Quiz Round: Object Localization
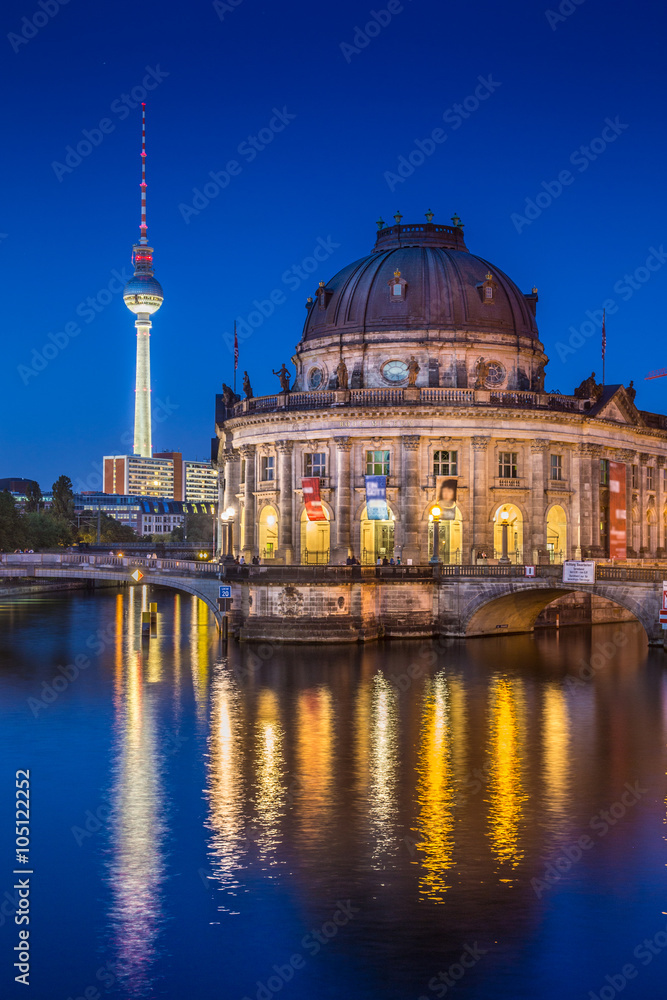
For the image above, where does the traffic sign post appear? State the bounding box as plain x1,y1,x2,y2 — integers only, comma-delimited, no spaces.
219,585,232,599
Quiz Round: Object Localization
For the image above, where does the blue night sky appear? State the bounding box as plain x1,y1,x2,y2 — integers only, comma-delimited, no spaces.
1,0,665,490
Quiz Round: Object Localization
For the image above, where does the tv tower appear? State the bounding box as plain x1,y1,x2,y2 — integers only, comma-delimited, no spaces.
123,103,163,458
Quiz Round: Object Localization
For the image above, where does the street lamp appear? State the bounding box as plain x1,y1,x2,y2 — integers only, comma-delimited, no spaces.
499,508,510,564
430,505,442,563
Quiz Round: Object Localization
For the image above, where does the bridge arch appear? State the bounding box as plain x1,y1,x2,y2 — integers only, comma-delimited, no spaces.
461,581,654,640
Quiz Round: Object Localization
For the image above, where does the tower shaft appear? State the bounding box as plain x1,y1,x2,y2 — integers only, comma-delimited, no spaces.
133,316,152,457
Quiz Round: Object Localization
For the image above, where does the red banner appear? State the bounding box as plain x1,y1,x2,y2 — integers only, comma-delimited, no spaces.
302,478,327,521
609,461,627,560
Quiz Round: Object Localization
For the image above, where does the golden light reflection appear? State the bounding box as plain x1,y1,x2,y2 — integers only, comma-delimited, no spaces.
253,689,287,862
189,597,211,719
542,685,571,840
368,674,399,861
108,646,165,995
414,672,456,902
486,677,528,868
295,687,334,847
206,667,247,906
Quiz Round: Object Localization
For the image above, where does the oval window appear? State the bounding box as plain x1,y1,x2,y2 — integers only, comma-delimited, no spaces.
308,367,323,389
382,360,409,383
486,362,505,387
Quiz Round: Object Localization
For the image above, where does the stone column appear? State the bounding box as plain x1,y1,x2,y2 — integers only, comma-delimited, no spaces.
589,445,602,555
332,436,352,563
240,444,256,559
276,440,294,564
577,445,593,556
657,457,665,555
639,453,649,554
569,445,582,559
401,435,421,563
529,441,549,564
221,448,241,556
471,437,490,561
621,450,637,556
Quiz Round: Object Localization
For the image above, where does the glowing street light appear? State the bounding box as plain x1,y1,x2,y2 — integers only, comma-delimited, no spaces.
430,505,442,564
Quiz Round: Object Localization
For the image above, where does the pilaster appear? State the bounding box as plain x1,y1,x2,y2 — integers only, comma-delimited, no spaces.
400,435,421,563
240,444,256,558
276,440,294,564
332,436,352,562
471,436,490,559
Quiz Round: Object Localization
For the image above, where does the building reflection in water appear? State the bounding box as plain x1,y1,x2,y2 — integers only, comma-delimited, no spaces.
206,665,247,909
295,686,335,852
189,597,211,721
541,684,572,843
107,591,166,997
486,676,528,869
368,673,400,863
252,689,288,864
414,672,456,902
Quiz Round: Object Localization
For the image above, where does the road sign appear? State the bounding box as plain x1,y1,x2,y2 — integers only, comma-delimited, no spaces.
661,581,667,612
659,611,667,624
219,585,232,599
525,565,536,577
131,570,144,582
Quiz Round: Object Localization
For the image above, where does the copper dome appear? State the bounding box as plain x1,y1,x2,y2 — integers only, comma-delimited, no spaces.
301,222,538,342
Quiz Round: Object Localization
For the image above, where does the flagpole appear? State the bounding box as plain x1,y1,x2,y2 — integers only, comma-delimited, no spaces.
601,308,606,387
233,319,238,394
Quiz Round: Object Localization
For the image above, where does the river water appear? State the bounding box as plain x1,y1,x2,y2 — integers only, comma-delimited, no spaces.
1,586,666,1000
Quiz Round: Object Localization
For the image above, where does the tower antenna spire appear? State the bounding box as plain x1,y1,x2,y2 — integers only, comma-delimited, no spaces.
140,102,148,245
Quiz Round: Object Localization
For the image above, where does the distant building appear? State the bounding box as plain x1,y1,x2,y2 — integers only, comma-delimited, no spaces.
103,455,174,498
74,493,215,536
183,460,218,502
0,478,40,493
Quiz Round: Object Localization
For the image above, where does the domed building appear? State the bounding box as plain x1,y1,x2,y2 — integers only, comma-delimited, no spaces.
214,216,667,567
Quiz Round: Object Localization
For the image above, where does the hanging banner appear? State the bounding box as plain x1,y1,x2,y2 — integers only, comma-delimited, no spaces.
435,477,458,520
608,461,627,560
301,478,327,521
365,475,388,520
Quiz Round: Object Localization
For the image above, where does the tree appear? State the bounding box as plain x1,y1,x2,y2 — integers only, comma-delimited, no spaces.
77,510,137,545
24,481,42,513
23,512,72,550
184,512,215,547
0,491,25,550
51,475,75,525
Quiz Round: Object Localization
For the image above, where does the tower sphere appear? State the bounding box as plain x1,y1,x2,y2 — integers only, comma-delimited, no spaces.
123,273,164,315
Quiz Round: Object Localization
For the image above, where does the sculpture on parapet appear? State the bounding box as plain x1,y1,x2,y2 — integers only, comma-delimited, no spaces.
407,356,420,386
336,358,348,390
272,363,291,393
474,357,490,389
626,380,636,403
222,382,236,407
574,371,602,400
242,371,253,399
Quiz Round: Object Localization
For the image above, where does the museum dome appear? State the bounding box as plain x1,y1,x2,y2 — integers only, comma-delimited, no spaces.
301,219,539,343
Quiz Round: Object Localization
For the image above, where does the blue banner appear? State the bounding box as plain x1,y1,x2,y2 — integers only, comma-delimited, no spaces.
365,475,388,521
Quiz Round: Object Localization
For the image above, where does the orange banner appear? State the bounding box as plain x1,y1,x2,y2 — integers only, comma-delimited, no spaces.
302,478,327,521
609,461,627,560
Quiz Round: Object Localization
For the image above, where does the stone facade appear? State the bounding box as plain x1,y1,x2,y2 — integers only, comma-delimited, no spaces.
214,219,667,567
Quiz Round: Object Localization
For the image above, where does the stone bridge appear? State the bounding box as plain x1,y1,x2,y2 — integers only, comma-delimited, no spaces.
1,554,663,644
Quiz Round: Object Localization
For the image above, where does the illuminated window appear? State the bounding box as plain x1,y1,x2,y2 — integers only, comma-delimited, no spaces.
304,453,327,477
551,454,563,480
600,459,609,485
498,452,518,478
366,450,390,476
260,456,275,481
433,451,458,476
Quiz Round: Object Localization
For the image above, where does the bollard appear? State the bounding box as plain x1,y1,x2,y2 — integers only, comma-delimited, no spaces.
150,601,158,625
141,610,151,638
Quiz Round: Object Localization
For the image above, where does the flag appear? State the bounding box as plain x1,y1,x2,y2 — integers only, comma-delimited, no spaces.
234,320,239,370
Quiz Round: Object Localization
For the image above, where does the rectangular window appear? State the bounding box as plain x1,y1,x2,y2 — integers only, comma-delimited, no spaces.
433,450,458,476
647,466,655,490
498,452,518,479
392,283,402,297
550,454,563,481
366,450,390,476
240,459,246,484
600,459,609,486
260,456,275,481
304,452,327,477
632,464,638,489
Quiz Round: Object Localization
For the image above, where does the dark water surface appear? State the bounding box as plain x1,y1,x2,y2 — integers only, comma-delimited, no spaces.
1,587,667,1000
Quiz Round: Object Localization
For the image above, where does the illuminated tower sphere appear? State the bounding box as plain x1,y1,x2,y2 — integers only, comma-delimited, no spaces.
123,103,163,459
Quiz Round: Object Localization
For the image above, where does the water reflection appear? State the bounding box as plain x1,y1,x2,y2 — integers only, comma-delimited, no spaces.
486,676,528,869
414,672,456,902
368,673,400,862
107,593,166,997
252,689,287,863
541,684,572,842
295,686,335,850
206,665,247,908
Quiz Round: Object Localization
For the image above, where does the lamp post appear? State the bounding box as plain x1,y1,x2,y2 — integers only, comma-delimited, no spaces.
430,505,442,563
499,508,510,564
